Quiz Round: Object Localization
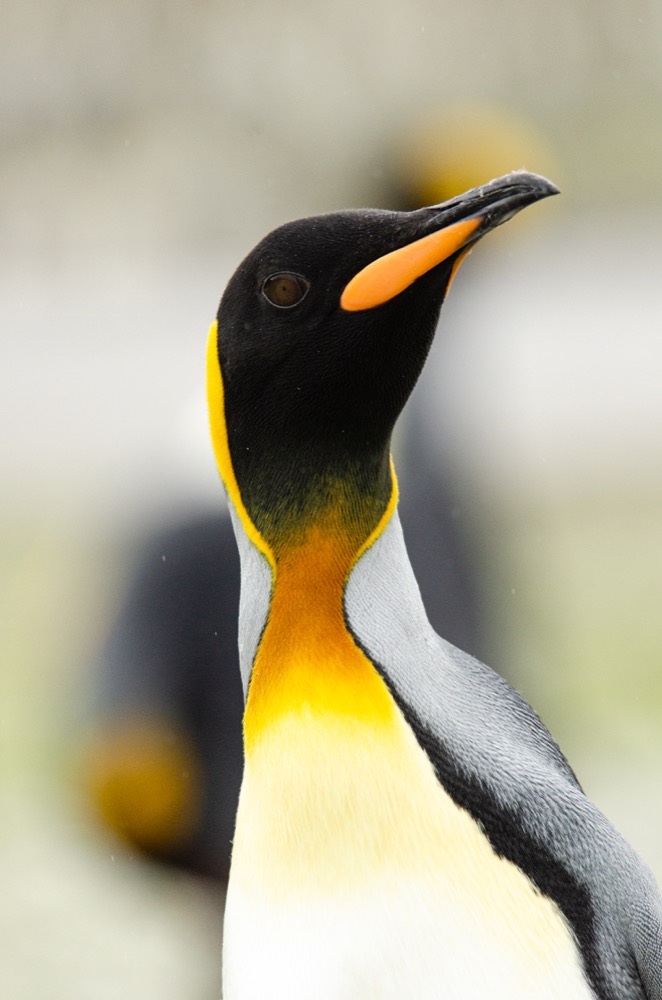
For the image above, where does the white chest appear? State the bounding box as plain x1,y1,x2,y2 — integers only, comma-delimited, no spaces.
223,872,595,1000
222,712,595,1000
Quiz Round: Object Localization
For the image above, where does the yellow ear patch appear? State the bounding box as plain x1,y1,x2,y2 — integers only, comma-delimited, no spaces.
340,216,480,312
206,321,275,570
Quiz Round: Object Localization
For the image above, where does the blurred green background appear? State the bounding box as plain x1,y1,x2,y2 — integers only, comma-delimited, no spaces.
2,1,662,997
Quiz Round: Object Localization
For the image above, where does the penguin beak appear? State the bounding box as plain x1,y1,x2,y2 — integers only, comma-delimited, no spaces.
340,171,558,312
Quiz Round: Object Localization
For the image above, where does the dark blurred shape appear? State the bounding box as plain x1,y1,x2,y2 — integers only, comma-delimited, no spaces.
86,512,244,881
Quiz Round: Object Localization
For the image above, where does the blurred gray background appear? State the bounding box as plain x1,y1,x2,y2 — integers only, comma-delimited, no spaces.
2,1,662,997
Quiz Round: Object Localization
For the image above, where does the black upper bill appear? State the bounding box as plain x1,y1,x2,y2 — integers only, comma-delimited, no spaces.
426,170,559,236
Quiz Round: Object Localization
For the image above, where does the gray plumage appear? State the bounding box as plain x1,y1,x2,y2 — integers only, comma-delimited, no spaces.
345,512,662,999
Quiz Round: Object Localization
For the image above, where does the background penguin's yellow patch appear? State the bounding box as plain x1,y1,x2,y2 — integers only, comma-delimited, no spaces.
85,719,200,851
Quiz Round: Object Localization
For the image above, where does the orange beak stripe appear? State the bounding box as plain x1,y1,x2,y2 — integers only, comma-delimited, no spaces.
340,215,481,312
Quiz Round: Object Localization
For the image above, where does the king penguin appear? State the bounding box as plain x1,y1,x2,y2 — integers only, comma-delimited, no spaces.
206,172,662,1000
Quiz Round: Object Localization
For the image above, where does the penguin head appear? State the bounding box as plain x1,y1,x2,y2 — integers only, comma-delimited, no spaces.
209,172,557,549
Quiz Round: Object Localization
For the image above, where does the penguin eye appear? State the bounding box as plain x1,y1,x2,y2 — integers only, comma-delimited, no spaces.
262,272,310,309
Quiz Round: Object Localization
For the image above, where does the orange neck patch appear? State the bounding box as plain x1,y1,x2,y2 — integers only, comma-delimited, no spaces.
243,522,398,751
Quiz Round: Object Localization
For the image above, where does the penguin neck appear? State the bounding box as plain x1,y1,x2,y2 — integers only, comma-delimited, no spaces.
241,505,402,751
233,443,395,558
208,333,408,748
228,453,402,748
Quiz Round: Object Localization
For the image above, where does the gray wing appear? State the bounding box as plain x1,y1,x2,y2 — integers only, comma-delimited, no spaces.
345,512,662,1000
632,900,662,999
